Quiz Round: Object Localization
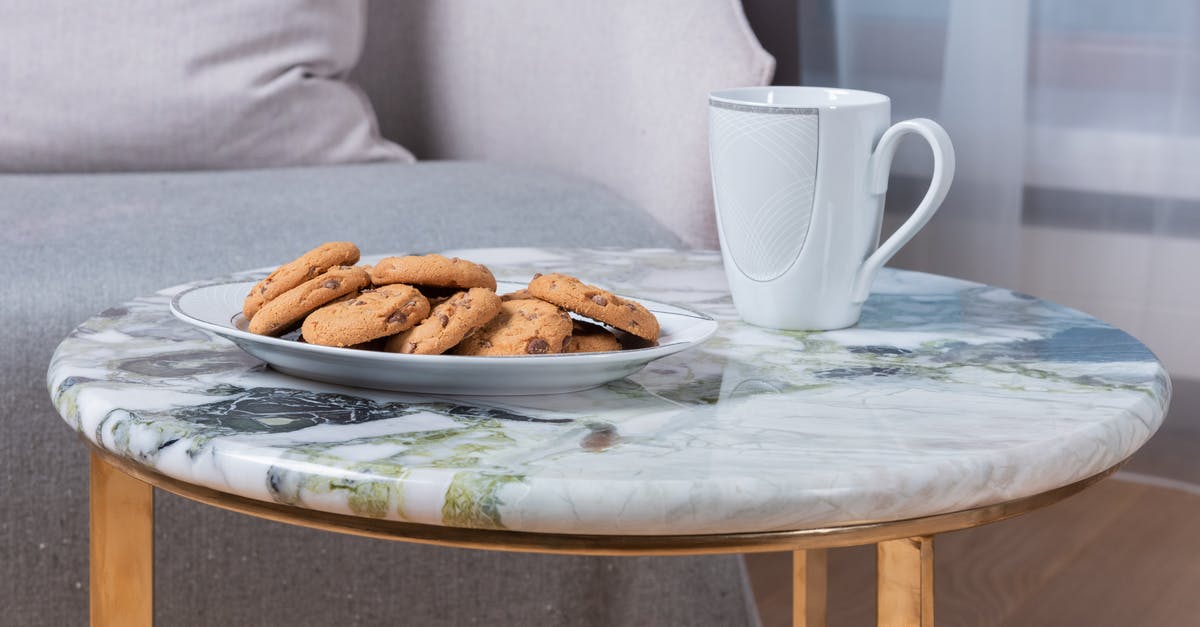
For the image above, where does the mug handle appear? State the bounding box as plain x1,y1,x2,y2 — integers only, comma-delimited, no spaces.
850,118,956,304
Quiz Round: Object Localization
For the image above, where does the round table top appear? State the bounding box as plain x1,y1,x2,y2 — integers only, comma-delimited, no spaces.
48,248,1170,536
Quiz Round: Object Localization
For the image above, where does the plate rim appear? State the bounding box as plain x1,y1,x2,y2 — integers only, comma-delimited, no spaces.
169,278,718,366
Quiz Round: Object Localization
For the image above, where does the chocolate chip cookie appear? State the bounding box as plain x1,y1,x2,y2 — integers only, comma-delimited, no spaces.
565,320,623,353
301,284,430,347
527,273,660,341
384,287,501,355
247,266,371,336
243,242,360,319
370,254,497,291
499,288,536,301
453,299,573,356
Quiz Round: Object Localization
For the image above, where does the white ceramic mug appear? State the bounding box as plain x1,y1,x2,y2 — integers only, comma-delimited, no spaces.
708,86,955,330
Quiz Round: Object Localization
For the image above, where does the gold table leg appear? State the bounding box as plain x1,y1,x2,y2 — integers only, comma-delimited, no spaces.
877,536,934,627
90,452,154,627
793,549,828,627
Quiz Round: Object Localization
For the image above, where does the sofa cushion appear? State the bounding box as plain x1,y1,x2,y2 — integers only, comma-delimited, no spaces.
354,0,776,247
1,162,756,627
0,0,409,172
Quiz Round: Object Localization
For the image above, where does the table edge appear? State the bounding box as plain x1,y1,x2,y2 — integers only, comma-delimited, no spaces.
87,439,1123,556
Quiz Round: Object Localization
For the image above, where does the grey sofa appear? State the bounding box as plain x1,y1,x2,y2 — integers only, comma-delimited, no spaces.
2,2,773,626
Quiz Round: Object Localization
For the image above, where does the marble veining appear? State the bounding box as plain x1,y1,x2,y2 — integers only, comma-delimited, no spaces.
47,248,1170,535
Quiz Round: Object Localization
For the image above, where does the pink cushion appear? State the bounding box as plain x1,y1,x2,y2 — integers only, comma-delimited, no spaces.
0,0,410,172
355,0,774,247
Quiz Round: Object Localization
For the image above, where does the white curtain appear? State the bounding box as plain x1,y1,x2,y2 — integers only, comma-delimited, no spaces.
806,0,1200,379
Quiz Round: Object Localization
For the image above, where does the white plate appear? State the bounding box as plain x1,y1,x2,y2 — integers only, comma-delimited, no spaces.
170,280,718,395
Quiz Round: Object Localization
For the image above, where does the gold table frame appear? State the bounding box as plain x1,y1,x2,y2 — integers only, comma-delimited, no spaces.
88,441,1121,627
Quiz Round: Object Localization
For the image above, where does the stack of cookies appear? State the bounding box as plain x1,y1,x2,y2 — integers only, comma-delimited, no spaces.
241,242,660,356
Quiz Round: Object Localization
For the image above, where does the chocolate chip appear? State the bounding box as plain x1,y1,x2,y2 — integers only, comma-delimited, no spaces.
407,342,418,352
526,338,550,354
387,311,407,324
625,303,637,311
438,314,449,326
307,267,321,278
533,273,542,279
590,294,608,306
480,340,493,348
322,279,341,289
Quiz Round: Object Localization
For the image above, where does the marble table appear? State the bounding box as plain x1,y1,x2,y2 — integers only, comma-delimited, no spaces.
48,248,1170,627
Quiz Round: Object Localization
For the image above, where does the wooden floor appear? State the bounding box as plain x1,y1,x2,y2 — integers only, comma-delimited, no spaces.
746,379,1200,627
